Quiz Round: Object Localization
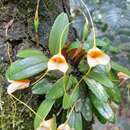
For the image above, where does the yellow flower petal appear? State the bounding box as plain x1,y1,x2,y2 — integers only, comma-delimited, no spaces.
48,54,68,73
37,118,53,130
87,47,110,67
7,80,30,94
57,123,71,130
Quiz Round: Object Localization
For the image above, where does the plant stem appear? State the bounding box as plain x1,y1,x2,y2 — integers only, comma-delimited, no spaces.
65,67,92,123
10,94,42,120
65,102,76,124
71,67,92,98
80,0,97,47
63,74,67,94
34,0,40,47
32,69,48,86
11,97,17,128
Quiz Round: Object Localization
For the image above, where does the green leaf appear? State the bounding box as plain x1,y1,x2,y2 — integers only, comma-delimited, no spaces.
49,12,69,55
34,99,55,130
81,98,92,121
106,85,121,104
84,78,109,102
78,58,89,73
109,46,120,53
67,40,80,52
94,63,111,73
46,77,64,100
88,71,114,88
68,111,82,130
91,94,115,123
17,49,44,58
6,56,48,80
111,61,130,76
46,75,77,100
96,39,109,47
94,108,107,124
75,99,83,112
63,87,79,109
70,87,80,104
83,40,92,52
63,93,72,109
83,38,110,52
32,79,52,95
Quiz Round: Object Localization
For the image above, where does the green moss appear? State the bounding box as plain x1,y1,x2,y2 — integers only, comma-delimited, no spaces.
0,62,38,130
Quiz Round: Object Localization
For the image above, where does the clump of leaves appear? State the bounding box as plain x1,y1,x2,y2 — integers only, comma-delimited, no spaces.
5,4,130,130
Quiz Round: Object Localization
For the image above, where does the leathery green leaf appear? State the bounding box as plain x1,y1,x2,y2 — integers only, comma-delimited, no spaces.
49,12,69,55
81,98,92,121
34,99,55,130
46,77,65,100
6,56,48,80
32,78,52,95
78,58,89,73
91,94,115,123
63,87,79,109
105,85,121,104
111,61,130,76
84,78,109,102
94,108,107,124
88,71,114,88
68,111,82,130
63,93,72,109
46,75,78,100
17,49,44,58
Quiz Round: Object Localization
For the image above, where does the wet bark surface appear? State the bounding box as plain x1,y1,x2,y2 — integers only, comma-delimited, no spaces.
0,0,65,130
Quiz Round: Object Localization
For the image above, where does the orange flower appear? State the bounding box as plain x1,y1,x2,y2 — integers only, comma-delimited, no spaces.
87,47,110,67
57,123,71,130
48,54,68,73
7,79,30,94
37,118,53,130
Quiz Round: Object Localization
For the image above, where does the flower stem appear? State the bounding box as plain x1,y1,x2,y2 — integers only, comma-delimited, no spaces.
63,74,67,95
80,0,97,47
10,93,42,120
32,69,48,86
65,67,92,123
65,102,76,124
34,0,40,47
34,0,40,32
71,67,92,98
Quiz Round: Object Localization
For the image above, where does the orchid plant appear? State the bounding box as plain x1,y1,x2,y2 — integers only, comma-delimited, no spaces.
5,0,130,130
